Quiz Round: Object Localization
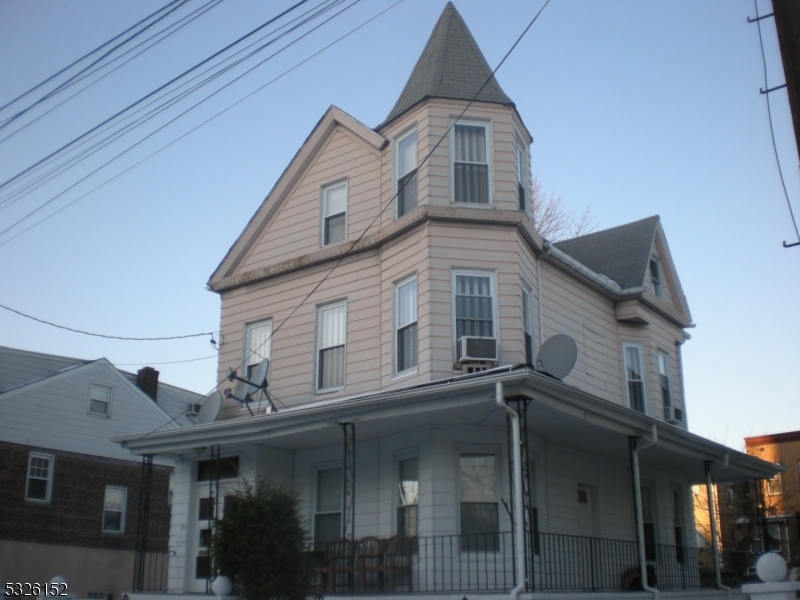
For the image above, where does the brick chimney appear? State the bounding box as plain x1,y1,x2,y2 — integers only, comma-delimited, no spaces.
136,366,159,402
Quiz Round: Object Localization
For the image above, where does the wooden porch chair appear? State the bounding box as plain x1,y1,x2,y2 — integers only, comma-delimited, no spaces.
356,536,386,593
385,534,414,592
325,538,356,593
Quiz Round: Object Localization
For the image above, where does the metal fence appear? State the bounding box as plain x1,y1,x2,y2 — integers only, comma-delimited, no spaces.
133,550,170,592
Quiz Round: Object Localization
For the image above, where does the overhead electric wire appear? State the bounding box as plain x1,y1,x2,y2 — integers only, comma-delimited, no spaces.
0,0,357,239
0,302,215,340
0,0,184,114
0,0,226,146
754,0,800,245
115,355,219,366
0,0,312,193
0,0,342,212
0,0,194,131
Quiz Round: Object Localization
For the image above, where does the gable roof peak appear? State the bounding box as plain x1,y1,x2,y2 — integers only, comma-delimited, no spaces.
381,2,514,127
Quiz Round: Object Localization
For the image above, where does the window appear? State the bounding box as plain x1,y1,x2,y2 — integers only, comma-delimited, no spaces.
396,129,418,217
460,454,498,551
245,320,271,380
322,181,347,245
671,487,685,562
641,485,656,560
522,286,534,365
650,257,663,298
658,352,672,416
26,452,53,502
317,302,346,391
315,468,342,547
397,457,419,537
197,456,240,482
88,383,112,417
768,470,783,495
515,136,526,211
623,344,647,413
453,271,495,340
452,122,490,204
103,486,126,533
395,277,418,374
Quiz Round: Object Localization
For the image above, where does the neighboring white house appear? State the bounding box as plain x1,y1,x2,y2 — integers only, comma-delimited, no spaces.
0,346,201,599
116,3,779,598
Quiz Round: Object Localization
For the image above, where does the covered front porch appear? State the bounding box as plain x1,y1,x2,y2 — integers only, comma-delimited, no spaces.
117,366,778,597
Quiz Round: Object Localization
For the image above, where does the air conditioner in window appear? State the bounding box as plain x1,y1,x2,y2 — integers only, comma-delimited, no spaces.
187,403,202,417
456,336,497,364
665,405,683,425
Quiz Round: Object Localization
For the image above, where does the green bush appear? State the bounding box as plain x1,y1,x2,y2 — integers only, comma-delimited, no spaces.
214,480,311,600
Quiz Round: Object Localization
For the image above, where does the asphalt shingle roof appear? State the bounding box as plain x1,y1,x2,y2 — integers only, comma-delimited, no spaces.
554,216,660,290
381,2,514,127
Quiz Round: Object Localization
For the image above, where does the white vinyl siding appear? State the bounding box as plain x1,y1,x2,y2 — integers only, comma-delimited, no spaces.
316,301,347,392
88,383,112,417
322,181,347,246
103,485,127,533
26,452,54,503
452,121,491,205
395,276,418,375
244,319,272,380
396,129,418,217
623,344,647,414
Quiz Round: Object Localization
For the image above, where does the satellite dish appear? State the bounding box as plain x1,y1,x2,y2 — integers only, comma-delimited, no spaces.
536,334,578,380
246,358,270,394
196,391,222,425
233,380,248,400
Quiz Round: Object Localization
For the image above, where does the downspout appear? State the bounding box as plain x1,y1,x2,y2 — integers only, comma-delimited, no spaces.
706,456,732,600
496,382,526,600
536,255,544,347
631,425,659,600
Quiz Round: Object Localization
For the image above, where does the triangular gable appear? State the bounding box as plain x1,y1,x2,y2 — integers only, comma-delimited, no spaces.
650,220,692,322
209,106,386,287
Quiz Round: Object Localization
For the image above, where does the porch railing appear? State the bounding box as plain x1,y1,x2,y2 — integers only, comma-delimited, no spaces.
132,550,170,592
309,532,755,594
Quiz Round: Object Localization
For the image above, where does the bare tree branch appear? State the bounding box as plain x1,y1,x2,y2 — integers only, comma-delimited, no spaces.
530,177,596,241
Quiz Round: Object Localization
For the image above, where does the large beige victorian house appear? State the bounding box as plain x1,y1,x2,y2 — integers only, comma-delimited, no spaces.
119,4,779,597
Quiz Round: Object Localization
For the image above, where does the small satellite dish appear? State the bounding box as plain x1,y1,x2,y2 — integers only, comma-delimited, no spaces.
196,391,222,425
233,380,248,400
536,334,578,380
246,358,270,394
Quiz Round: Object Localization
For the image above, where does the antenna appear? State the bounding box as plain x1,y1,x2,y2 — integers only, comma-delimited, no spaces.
223,359,275,416
195,391,222,425
535,334,578,380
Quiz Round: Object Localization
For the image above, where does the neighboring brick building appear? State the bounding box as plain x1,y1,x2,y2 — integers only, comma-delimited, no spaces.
0,347,201,599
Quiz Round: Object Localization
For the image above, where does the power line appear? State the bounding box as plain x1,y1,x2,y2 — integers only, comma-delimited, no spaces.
0,302,216,341
115,354,218,366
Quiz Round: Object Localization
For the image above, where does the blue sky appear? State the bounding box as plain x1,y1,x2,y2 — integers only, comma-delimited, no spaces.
0,0,797,449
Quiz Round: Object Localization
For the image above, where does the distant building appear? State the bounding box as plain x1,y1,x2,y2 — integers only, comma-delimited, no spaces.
0,346,201,599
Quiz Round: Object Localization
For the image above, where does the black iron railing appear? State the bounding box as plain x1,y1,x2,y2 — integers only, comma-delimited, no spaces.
132,550,170,592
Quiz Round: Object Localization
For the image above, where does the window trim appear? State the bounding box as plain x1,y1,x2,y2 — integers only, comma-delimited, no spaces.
395,453,419,537
515,134,527,212
320,180,348,247
450,118,493,207
768,469,783,496
315,300,347,394
622,343,647,414
87,382,113,418
451,269,498,360
102,485,127,534
393,274,419,378
313,465,343,547
394,126,418,219
457,449,501,552
657,350,672,412
26,452,54,503
244,318,272,380
522,283,534,365
649,256,663,299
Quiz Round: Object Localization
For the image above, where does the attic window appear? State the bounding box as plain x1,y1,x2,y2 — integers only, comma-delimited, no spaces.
649,257,663,298
322,181,347,246
88,383,112,417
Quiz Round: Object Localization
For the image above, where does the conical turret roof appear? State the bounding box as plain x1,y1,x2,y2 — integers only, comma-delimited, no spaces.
382,2,514,127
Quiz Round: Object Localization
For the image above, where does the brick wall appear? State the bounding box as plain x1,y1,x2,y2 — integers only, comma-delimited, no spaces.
0,441,171,551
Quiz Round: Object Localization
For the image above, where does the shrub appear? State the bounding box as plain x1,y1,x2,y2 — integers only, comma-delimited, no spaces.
214,480,311,600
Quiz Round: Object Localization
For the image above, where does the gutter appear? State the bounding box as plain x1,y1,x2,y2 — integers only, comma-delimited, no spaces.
543,241,625,297
495,381,526,600
631,425,659,600
707,456,732,600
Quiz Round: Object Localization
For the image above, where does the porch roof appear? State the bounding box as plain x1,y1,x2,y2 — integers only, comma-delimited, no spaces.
113,366,778,484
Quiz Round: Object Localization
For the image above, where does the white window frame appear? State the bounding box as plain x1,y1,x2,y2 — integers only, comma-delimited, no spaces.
394,275,418,377
768,469,783,496
658,351,672,413
102,485,127,534
451,270,498,357
515,134,527,212
450,119,493,206
457,449,500,551
88,383,112,418
622,343,647,414
244,319,272,380
313,465,342,547
394,127,418,219
321,180,348,247
26,452,54,503
315,300,347,393
522,283,534,365
649,256,663,298
396,454,419,537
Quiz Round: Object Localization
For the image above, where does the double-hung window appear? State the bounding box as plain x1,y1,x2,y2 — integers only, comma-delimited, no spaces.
454,271,495,339
88,383,112,417
317,302,346,391
768,470,783,496
658,352,672,416
322,181,347,246
245,319,271,380
650,257,663,298
395,276,418,374
26,452,54,502
453,122,490,205
460,454,498,551
515,136,526,211
623,344,646,413
397,457,419,537
396,129,418,217
522,286,534,365
103,486,127,533
315,468,342,547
